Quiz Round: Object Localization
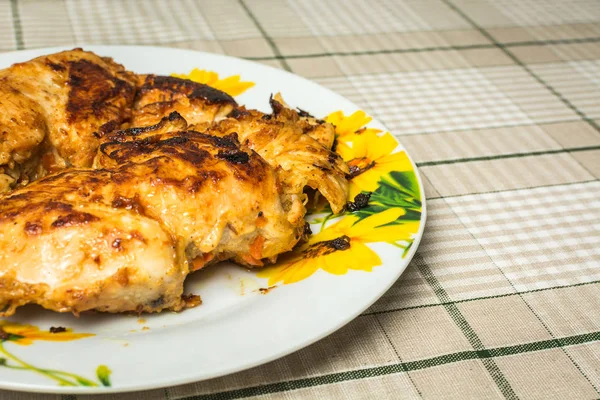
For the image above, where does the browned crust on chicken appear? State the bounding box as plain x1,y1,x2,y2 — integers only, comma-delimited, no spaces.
131,75,237,127
0,48,137,193
66,58,135,125
136,75,237,107
191,96,349,213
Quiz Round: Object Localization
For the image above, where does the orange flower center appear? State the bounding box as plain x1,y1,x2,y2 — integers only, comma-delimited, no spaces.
347,158,375,179
303,235,351,259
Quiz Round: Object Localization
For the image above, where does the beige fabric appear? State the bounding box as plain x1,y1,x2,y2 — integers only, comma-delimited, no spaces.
1,0,600,398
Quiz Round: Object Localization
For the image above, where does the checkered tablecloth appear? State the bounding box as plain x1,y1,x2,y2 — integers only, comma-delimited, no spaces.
1,0,600,399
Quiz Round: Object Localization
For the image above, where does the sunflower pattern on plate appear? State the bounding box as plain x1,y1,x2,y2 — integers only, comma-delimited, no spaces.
0,321,110,387
257,110,422,285
171,68,255,96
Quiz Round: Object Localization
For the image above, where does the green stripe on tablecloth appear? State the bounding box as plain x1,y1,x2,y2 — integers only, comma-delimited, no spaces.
237,0,291,72
243,36,600,61
373,317,423,396
9,0,24,50
182,331,600,400
395,120,583,138
364,278,600,316
416,258,518,399
416,145,600,167
521,300,600,394
427,179,599,201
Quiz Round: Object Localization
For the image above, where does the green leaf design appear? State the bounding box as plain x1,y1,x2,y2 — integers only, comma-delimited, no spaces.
75,377,95,386
96,365,112,387
371,171,421,209
352,171,422,223
388,171,421,201
2,333,25,343
402,240,414,258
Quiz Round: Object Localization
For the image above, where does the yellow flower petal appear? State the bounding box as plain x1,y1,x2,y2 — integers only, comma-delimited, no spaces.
290,262,316,284
213,75,255,97
321,241,381,274
349,172,380,198
345,242,382,271
326,110,373,138
0,322,94,346
341,131,395,160
347,151,413,198
258,234,384,285
358,221,420,243
320,246,352,275
376,151,413,173
335,140,356,162
324,111,344,127
366,132,398,160
257,254,319,285
308,216,357,243
258,264,289,286
320,254,348,275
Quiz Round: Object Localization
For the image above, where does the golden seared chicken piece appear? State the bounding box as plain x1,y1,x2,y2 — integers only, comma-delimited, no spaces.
131,75,237,127
0,113,308,316
133,81,348,213
0,49,136,192
192,95,349,214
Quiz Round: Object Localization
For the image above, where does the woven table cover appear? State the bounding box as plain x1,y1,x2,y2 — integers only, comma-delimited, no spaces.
1,0,600,399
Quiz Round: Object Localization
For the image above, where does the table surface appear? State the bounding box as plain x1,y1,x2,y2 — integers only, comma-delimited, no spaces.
1,0,600,399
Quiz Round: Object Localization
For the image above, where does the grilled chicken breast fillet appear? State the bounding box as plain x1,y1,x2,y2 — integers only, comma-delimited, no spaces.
0,51,350,316
0,113,303,316
130,78,349,214
0,49,137,192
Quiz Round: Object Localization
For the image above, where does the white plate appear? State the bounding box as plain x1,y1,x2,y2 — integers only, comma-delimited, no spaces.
0,46,426,394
